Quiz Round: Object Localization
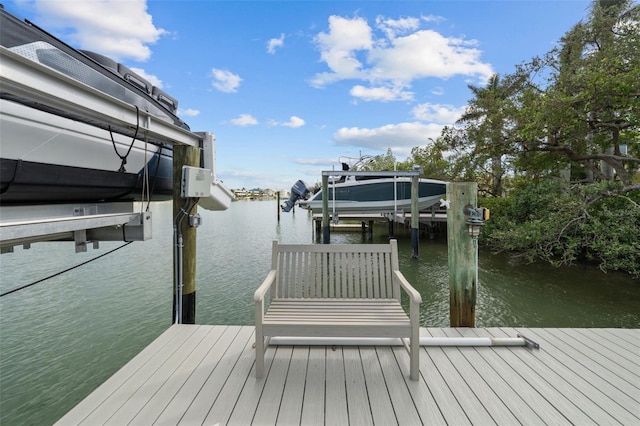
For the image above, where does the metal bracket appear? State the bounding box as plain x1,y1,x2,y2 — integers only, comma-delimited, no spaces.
517,333,540,350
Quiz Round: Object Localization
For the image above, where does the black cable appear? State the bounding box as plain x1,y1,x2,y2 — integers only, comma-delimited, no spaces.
0,241,133,298
109,105,140,172
145,144,164,212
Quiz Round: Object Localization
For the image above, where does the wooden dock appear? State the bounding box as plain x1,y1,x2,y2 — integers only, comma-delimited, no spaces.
55,326,639,425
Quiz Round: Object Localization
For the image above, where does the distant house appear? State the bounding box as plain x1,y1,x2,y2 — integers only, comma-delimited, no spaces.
231,188,279,200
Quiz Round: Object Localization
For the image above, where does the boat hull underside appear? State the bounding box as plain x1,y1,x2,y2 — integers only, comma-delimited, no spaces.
0,159,171,204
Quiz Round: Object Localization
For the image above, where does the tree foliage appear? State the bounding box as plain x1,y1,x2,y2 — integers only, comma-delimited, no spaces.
406,0,640,275
481,180,640,277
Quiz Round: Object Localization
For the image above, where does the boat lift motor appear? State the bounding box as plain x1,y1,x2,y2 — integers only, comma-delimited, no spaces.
281,180,310,212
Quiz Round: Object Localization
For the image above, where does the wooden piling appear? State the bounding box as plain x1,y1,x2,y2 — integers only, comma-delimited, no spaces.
172,144,200,324
446,182,477,327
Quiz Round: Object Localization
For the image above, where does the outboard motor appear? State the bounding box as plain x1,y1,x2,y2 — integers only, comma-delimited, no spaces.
281,180,309,212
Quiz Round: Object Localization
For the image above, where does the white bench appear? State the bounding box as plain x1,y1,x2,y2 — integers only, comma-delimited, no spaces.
254,239,422,381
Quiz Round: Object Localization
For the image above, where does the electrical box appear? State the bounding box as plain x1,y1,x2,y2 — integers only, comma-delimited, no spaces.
181,166,212,198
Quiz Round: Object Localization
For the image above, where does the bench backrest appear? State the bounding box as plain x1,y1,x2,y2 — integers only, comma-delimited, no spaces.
271,240,401,300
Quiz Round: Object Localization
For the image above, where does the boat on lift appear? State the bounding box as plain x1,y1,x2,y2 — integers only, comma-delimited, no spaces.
0,7,232,209
282,156,447,214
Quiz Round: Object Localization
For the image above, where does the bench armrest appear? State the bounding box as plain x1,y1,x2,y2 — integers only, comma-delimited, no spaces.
393,270,422,306
254,270,277,303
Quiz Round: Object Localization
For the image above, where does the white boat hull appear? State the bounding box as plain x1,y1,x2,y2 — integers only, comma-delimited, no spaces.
299,177,447,214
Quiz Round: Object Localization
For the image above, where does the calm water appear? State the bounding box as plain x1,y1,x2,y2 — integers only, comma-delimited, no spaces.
1,200,638,425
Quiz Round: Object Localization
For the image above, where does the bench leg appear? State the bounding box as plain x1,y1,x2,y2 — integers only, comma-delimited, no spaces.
410,333,419,381
409,341,419,381
255,326,264,378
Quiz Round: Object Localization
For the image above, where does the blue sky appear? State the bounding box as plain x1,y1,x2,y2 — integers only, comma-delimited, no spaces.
5,0,593,190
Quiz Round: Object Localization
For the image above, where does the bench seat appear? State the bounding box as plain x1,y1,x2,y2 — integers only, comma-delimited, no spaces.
263,299,412,337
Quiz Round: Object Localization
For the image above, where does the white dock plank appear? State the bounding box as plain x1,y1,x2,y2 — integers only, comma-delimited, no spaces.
276,346,309,425
571,327,640,368
419,341,472,425
197,327,260,425
324,346,349,425
585,328,640,356
152,325,248,425
54,326,639,426
360,347,399,425
487,327,609,425
466,328,573,425
60,325,199,426
54,325,187,426
253,346,293,425
343,346,374,425
300,346,325,425
391,345,447,425
513,327,640,425
105,325,221,425
545,328,640,387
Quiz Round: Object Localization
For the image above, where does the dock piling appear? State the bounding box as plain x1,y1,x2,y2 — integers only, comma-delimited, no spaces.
172,144,200,324
446,182,477,327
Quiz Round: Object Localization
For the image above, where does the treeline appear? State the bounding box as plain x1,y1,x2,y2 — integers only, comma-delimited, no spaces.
367,0,640,277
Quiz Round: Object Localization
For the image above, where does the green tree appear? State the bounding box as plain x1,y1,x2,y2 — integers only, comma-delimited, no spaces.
407,139,452,181
454,74,518,196
360,148,400,171
432,0,640,275
512,0,640,189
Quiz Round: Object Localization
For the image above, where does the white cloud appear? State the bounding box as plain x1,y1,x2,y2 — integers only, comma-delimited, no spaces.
211,68,242,93
369,30,493,82
333,121,445,156
350,85,413,102
282,116,305,128
230,114,258,126
312,15,494,99
412,103,466,124
266,33,285,54
375,16,420,40
270,116,305,128
179,108,200,117
311,15,373,86
129,67,162,88
31,0,166,62
421,14,446,24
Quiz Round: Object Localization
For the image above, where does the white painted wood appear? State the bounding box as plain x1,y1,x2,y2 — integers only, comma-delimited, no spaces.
254,240,422,381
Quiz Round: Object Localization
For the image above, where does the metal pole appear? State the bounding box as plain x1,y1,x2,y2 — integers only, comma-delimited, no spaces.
411,174,419,258
322,174,330,243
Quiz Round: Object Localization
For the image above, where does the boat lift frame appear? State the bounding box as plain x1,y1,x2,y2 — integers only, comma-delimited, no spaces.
320,168,422,257
0,46,203,252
